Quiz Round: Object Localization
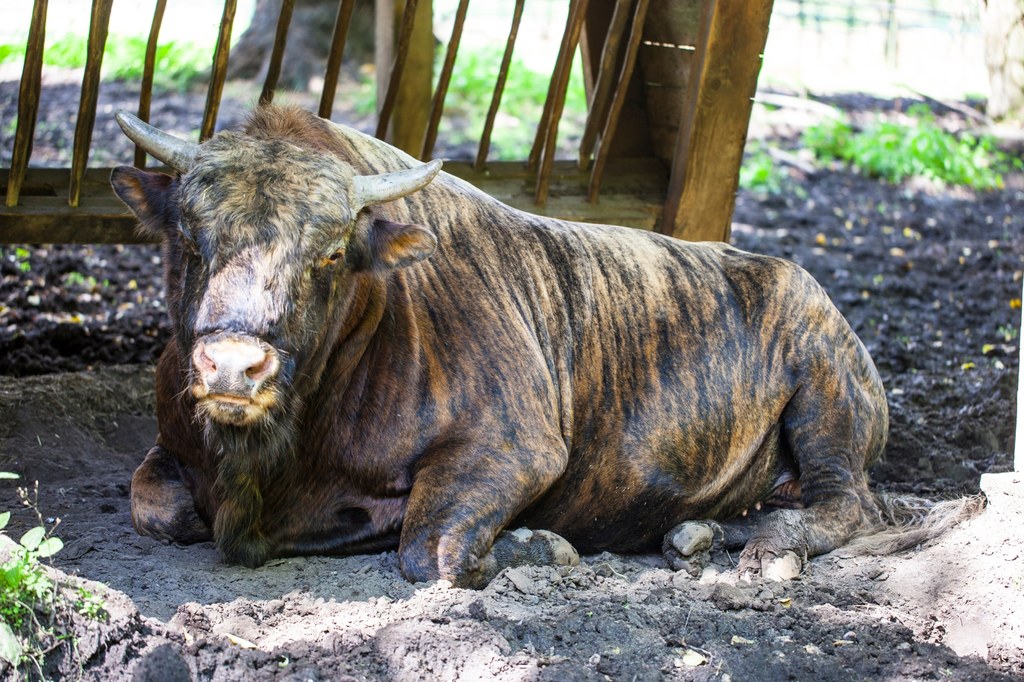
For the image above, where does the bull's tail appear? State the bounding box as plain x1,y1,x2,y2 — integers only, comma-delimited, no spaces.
839,492,986,557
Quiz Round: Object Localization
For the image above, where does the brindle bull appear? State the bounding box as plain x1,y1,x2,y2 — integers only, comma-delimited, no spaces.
111,105,892,587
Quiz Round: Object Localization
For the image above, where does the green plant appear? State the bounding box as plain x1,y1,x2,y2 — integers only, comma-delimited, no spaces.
740,146,785,195
803,105,1019,189
11,247,32,273
0,33,209,91
997,323,1019,342
62,272,98,290
437,46,587,160
0,473,106,679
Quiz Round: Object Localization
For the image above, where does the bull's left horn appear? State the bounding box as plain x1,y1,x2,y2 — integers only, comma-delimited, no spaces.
352,159,443,211
115,111,199,172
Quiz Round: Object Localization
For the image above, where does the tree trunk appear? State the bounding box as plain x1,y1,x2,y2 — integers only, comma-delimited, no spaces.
228,0,375,90
982,0,1024,121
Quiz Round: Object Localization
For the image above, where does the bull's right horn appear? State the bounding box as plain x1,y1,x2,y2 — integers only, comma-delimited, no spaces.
115,111,199,172
352,159,443,212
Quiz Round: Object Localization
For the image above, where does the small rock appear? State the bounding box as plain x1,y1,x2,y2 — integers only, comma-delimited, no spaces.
504,566,536,595
762,552,802,581
711,583,752,610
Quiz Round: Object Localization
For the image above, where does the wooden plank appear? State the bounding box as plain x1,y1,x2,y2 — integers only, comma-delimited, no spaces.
68,0,113,208
638,2,702,165
5,0,48,208
0,161,669,244
660,0,774,243
319,0,358,119
259,0,296,106
201,0,238,142
528,0,579,171
135,0,168,168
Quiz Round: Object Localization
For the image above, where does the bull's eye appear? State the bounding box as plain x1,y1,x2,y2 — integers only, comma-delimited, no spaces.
320,249,344,268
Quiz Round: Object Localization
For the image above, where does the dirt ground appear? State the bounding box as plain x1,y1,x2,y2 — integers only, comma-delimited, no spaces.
1,78,1022,680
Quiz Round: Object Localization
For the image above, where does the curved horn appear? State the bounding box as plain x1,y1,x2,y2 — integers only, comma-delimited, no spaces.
352,159,443,211
115,111,199,172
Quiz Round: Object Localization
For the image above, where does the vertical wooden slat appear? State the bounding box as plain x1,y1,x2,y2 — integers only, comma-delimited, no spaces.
534,0,590,206
68,0,113,208
420,0,470,160
578,0,632,171
135,0,168,168
587,0,649,204
201,0,238,142
660,0,774,242
319,0,358,119
375,0,421,139
259,0,296,105
527,0,580,171
474,0,525,170
5,0,48,208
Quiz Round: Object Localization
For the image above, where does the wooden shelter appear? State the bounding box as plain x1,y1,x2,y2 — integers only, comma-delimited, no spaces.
0,0,773,244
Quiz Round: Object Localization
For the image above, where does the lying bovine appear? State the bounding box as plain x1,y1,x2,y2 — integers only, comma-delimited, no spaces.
111,105,962,588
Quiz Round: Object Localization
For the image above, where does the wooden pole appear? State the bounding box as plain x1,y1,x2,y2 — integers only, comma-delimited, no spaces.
69,0,113,208
5,0,47,207
534,0,590,206
474,0,525,170
421,0,469,160
578,0,632,171
319,0,358,119
201,0,238,142
135,0,168,168
375,0,432,154
259,0,296,105
587,0,649,204
660,0,774,242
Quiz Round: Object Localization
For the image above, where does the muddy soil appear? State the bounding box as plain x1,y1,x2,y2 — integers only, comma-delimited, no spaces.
1,80,1022,680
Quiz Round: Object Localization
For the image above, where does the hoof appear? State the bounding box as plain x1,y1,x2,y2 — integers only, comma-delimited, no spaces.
462,528,579,589
663,521,715,578
738,542,804,582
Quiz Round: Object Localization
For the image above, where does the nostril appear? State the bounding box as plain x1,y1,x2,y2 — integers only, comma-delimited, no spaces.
245,352,278,384
193,345,217,376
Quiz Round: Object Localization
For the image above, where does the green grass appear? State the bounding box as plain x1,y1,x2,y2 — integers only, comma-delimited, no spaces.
0,33,209,91
803,105,1021,189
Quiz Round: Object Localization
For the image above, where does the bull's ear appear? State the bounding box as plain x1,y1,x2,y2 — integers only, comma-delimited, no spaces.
351,219,437,271
110,166,176,238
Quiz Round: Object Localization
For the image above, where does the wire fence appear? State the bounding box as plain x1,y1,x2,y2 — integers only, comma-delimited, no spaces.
762,0,986,98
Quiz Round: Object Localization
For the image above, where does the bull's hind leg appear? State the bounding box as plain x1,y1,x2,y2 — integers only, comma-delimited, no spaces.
131,445,211,543
736,346,888,579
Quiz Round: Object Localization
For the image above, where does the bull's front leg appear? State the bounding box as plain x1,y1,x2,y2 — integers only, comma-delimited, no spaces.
399,439,576,588
131,444,211,544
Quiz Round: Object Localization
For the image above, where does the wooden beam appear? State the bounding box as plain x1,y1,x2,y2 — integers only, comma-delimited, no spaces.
660,0,774,243
0,162,669,244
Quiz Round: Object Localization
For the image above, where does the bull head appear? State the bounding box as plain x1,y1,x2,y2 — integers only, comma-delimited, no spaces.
110,110,442,429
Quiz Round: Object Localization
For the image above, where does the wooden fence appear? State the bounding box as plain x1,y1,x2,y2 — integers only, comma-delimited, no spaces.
0,0,773,244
